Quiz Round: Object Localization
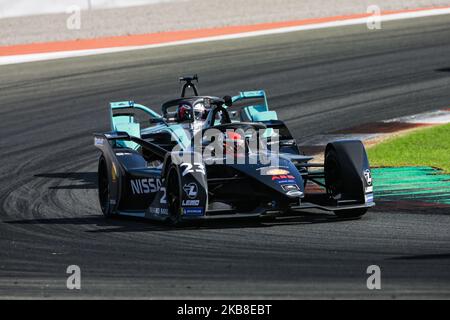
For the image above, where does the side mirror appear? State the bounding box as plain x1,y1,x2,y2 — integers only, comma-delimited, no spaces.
223,95,233,107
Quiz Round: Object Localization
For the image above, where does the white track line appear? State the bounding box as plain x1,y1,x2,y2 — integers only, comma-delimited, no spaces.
1,7,450,65
300,109,450,147
298,134,383,146
384,110,450,124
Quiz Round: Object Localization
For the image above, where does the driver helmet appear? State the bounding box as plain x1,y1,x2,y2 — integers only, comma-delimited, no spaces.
193,103,208,121
178,104,193,122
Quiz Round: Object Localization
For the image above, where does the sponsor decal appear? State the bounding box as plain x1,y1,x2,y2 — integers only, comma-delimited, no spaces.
272,175,295,181
266,168,290,176
183,208,204,216
365,186,374,193
282,184,304,197
183,183,198,199
282,185,304,197
148,207,169,216
286,190,304,197
364,169,373,186
272,175,296,184
130,178,162,195
109,199,116,205
365,193,374,203
94,137,104,146
182,200,200,206
281,184,300,192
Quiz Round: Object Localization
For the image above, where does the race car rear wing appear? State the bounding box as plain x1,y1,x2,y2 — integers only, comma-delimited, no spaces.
232,91,278,122
232,90,269,106
110,101,162,120
94,132,168,160
109,101,163,149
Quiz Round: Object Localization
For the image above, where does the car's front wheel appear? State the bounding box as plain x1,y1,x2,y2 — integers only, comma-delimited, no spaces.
325,148,368,219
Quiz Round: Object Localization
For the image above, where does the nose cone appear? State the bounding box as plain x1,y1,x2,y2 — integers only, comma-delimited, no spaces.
267,171,305,198
230,156,305,198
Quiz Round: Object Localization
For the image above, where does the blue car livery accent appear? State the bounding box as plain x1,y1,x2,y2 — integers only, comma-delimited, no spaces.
183,208,205,216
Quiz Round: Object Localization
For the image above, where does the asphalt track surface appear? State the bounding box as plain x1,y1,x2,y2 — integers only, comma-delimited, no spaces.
1,16,450,299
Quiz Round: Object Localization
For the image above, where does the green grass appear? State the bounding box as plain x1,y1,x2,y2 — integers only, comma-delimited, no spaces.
368,123,450,173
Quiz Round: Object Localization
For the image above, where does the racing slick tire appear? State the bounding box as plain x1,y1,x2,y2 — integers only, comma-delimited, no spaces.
167,165,183,226
325,148,368,219
98,156,115,218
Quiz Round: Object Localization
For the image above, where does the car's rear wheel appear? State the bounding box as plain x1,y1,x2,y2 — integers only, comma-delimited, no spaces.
98,157,114,218
167,166,183,226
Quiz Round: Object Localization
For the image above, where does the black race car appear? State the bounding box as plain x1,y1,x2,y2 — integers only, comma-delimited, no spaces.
94,76,374,224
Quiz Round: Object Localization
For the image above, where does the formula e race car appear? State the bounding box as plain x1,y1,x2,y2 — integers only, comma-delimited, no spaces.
94,75,375,224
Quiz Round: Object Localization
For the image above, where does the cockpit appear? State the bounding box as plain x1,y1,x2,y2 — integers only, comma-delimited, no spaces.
161,96,233,130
